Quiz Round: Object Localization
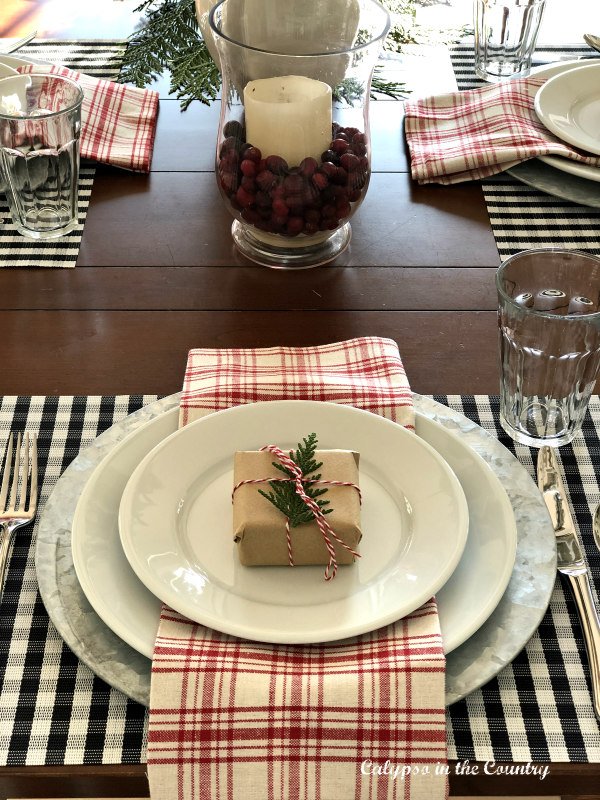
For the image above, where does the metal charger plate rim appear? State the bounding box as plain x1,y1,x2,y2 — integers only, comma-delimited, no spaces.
35,393,556,707
506,159,600,208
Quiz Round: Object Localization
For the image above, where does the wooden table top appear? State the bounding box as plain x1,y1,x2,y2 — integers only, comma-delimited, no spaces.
0,5,599,799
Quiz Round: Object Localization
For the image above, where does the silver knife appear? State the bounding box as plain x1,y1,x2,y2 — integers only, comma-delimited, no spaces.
538,446,600,721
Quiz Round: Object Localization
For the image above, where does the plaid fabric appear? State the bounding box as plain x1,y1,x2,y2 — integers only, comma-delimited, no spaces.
148,338,448,800
1,394,600,767
446,42,600,260
180,337,414,430
17,64,159,173
404,77,600,184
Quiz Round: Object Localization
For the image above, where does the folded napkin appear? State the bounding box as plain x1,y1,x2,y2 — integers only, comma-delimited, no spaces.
17,64,159,172
404,76,600,184
147,337,447,800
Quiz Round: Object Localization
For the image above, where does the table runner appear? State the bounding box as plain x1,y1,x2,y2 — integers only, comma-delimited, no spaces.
0,40,127,269
448,43,600,261
0,393,599,768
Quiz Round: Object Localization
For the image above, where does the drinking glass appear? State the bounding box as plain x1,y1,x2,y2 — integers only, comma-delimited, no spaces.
208,0,390,269
0,73,83,239
474,0,546,82
497,249,600,448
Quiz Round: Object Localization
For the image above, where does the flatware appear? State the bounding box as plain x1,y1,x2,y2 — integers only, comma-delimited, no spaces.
1,30,37,54
0,432,38,597
538,446,600,721
584,33,600,54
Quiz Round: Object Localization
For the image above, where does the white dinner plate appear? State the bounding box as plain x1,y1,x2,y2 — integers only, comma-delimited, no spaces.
530,60,600,183
535,62,600,155
72,403,516,657
0,54,34,70
117,401,469,645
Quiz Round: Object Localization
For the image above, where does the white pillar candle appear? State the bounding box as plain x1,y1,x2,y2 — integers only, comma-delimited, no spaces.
243,75,332,167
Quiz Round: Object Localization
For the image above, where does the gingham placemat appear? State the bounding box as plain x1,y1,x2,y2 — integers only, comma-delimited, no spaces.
448,42,600,260
0,40,127,268
0,394,599,766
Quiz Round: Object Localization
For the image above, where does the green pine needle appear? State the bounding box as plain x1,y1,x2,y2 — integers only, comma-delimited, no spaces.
258,433,333,528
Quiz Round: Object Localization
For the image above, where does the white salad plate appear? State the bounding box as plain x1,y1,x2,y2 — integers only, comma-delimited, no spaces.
117,401,469,644
73,400,515,656
0,63,18,79
535,62,600,156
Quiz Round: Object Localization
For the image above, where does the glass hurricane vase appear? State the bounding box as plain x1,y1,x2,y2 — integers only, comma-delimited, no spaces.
208,0,390,269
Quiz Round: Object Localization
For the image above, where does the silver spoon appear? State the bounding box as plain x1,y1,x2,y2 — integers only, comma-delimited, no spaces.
584,33,600,54
592,502,600,550
1,30,37,55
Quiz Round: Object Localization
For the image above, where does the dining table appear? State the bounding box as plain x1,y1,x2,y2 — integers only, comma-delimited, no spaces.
0,4,600,797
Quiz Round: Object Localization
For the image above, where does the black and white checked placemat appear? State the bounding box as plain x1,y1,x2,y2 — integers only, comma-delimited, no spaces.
0,394,599,766
449,42,600,261
0,40,127,268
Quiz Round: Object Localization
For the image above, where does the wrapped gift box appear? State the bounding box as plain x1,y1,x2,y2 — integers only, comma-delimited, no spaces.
232,449,361,567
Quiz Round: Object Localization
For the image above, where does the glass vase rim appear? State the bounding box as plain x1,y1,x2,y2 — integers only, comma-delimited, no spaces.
208,0,391,59
0,73,84,121
496,247,600,321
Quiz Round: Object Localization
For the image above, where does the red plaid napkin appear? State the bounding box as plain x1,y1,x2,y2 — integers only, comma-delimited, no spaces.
404,76,600,184
17,64,159,172
147,337,448,800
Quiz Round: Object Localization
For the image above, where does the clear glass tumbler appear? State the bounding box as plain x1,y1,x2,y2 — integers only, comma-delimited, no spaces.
497,249,600,448
474,0,546,82
0,73,83,239
208,0,390,269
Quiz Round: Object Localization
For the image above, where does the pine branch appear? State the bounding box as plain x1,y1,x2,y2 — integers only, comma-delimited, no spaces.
258,433,333,528
118,0,416,108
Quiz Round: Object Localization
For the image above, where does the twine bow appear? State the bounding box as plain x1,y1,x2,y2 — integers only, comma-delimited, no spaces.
233,444,361,581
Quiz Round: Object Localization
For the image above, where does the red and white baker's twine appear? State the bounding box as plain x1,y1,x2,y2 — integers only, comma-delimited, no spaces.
232,444,361,580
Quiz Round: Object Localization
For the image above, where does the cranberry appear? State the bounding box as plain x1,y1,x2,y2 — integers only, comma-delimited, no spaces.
240,159,257,177
241,207,261,224
321,203,337,219
272,197,289,217
255,190,272,208
283,173,304,194
256,169,275,192
348,188,362,202
336,200,352,218
320,162,338,179
265,155,288,174
286,216,304,236
312,172,329,191
305,208,321,224
332,167,348,185
244,146,262,163
219,136,241,156
321,149,337,164
299,157,318,177
271,213,289,227
223,120,244,139
220,150,239,171
331,138,350,155
241,176,257,192
339,153,360,172
220,171,238,193
235,186,255,208
304,221,319,235
286,194,305,215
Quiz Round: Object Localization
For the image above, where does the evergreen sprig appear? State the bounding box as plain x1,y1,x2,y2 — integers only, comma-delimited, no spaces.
258,433,333,528
119,0,220,109
117,0,416,109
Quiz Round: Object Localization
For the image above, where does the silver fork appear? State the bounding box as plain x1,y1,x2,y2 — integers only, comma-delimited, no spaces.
0,432,38,596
